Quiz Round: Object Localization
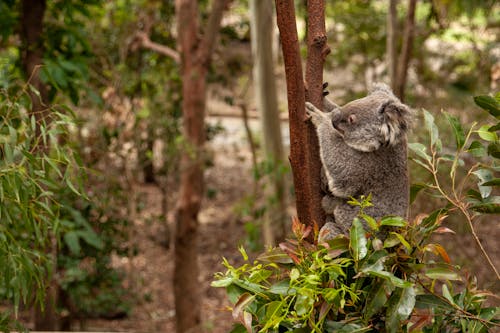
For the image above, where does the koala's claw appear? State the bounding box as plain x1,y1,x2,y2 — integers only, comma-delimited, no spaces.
322,82,329,96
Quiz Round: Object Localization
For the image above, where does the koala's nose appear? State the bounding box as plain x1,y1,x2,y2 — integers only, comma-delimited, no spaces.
331,109,341,124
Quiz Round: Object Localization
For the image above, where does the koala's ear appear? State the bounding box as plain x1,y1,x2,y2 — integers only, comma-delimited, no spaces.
370,83,395,97
379,100,413,145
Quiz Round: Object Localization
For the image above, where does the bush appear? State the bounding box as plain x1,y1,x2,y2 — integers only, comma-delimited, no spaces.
212,94,500,332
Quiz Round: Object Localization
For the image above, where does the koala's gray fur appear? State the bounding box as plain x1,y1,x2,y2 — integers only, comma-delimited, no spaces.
306,83,413,236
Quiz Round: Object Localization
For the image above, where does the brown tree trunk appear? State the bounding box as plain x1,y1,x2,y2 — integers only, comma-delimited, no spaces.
387,0,398,91
20,0,58,330
395,0,417,101
305,0,329,228
174,0,229,332
21,0,49,134
275,0,328,231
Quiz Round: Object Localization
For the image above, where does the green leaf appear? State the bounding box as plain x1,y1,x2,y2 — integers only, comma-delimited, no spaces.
472,169,493,198
360,213,378,230
408,142,432,163
488,142,500,158
64,231,81,255
444,112,466,149
76,230,103,250
423,110,441,151
269,279,294,296
380,216,406,227
211,276,234,288
295,293,314,316
410,183,427,204
477,125,498,142
468,140,487,157
415,294,454,310
362,269,412,288
350,218,367,261
424,265,461,281
385,287,416,333
474,95,500,118
257,248,293,264
365,281,392,319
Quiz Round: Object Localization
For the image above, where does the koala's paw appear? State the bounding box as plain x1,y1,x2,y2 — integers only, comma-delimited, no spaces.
305,102,324,126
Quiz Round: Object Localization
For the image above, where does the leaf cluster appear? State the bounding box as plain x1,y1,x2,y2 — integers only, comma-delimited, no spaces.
0,86,85,330
213,209,498,333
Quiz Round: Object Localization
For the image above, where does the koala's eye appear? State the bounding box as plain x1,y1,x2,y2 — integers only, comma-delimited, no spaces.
348,114,356,124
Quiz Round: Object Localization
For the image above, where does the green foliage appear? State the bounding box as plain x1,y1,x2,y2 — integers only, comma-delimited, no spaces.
409,93,499,216
0,86,84,330
213,208,498,332
213,94,500,332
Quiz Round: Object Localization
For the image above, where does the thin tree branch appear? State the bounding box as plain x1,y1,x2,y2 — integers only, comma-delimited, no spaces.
198,0,231,65
135,31,180,63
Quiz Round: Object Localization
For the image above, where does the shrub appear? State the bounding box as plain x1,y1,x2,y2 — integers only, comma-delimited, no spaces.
212,94,500,332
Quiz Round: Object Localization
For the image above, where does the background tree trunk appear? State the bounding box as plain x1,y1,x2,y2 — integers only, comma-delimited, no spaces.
174,0,228,332
20,0,59,330
395,0,417,101
387,0,398,91
249,0,286,246
275,0,327,231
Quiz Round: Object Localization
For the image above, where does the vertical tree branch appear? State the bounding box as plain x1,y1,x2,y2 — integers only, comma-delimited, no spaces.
174,0,229,332
305,0,329,228
387,0,398,91
396,0,417,101
276,0,319,229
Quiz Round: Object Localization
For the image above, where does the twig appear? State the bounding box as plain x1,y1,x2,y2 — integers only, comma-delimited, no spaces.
135,31,180,63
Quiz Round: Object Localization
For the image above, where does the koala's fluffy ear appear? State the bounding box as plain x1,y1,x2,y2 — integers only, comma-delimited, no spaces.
370,83,395,97
379,100,413,146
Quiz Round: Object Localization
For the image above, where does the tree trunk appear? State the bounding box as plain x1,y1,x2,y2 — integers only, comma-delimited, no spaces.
395,0,417,101
20,0,59,330
275,0,327,231
305,0,329,228
387,0,398,91
174,0,228,332
20,0,49,135
249,0,286,246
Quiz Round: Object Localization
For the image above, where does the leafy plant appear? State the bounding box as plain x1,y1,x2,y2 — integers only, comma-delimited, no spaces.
409,92,499,280
212,95,500,332
0,85,84,330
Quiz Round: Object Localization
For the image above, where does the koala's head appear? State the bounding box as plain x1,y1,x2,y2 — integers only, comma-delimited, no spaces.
330,83,413,152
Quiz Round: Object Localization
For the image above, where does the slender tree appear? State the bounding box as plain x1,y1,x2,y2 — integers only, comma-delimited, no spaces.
275,0,328,231
20,0,59,329
396,0,417,101
174,0,229,332
387,0,398,92
249,0,286,245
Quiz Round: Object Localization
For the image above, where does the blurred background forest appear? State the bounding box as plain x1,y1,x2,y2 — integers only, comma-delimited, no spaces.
0,0,498,332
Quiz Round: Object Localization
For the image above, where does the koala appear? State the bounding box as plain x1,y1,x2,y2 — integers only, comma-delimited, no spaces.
306,83,413,236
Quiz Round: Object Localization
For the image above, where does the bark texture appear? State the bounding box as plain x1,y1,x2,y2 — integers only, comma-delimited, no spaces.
275,0,328,230
305,0,329,228
174,0,229,332
250,0,286,245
